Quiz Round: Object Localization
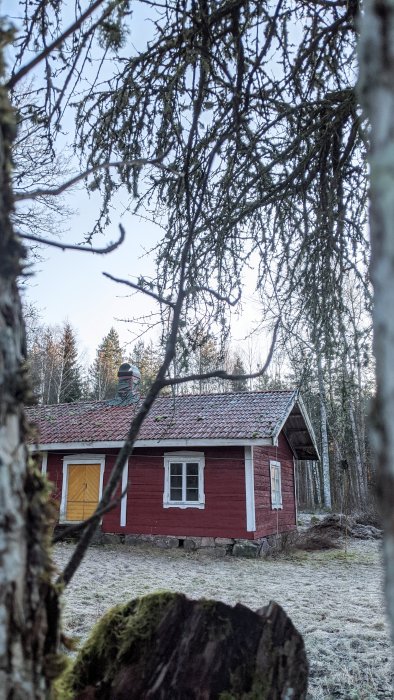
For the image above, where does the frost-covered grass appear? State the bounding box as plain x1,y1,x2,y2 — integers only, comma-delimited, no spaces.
54,538,392,699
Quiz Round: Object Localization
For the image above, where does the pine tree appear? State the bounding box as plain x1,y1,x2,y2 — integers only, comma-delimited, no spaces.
91,328,124,400
59,322,82,403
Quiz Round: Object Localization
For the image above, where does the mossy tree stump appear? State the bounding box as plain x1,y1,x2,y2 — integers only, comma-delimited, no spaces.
57,592,308,699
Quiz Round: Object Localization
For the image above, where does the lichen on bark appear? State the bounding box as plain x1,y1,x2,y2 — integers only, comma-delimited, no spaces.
0,53,61,698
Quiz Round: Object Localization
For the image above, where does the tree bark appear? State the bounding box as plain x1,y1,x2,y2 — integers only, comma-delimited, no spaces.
348,394,367,505
317,352,332,509
358,0,394,650
0,81,59,698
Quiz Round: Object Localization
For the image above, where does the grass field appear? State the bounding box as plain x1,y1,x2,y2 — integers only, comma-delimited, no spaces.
54,538,392,699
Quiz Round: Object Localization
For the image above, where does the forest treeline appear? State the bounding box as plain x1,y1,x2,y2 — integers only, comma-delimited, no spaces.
25,300,373,514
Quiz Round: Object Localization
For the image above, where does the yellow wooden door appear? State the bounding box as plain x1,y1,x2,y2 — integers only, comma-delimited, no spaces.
66,464,101,521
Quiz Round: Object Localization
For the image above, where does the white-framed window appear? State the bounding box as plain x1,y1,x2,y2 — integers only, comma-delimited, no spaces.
163,452,205,509
270,460,283,510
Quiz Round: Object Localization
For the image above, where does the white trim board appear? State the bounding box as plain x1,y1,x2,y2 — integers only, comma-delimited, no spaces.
41,451,48,475
271,390,320,460
271,390,298,442
244,446,256,532
29,437,273,452
296,394,320,460
120,461,128,527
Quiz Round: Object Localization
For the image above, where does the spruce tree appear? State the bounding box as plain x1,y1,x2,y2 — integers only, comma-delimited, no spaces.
59,322,82,403
230,355,248,393
91,327,123,400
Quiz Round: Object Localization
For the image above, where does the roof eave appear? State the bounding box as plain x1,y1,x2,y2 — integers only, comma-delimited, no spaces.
271,389,299,440
296,394,320,460
271,390,320,461
29,437,274,452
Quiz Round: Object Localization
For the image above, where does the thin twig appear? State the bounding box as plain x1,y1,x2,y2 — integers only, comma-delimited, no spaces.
185,285,241,306
19,224,125,254
103,272,175,307
14,153,174,201
7,0,107,90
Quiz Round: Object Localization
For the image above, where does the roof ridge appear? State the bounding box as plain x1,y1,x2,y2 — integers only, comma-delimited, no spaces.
26,388,297,412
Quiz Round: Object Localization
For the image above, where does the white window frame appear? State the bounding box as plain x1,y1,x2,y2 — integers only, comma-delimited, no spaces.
270,459,283,510
60,454,105,523
163,452,205,509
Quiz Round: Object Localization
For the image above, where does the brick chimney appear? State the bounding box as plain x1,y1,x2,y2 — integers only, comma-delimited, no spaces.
108,363,141,405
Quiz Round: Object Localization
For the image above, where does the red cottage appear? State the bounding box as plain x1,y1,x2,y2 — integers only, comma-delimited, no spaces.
27,365,319,552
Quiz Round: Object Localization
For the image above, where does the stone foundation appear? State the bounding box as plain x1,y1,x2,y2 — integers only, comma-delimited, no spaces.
87,531,292,557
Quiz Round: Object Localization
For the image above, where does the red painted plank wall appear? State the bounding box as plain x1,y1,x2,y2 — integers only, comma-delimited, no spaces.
44,447,250,538
43,439,296,540
106,446,251,539
253,434,296,538
46,453,63,506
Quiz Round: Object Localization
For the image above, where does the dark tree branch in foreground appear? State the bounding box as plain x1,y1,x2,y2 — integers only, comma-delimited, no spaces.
58,45,241,585
52,482,128,543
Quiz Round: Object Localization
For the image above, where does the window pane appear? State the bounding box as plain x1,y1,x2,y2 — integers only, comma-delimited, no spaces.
170,474,182,489
186,463,198,476
170,463,182,476
186,463,199,501
170,487,182,501
187,475,198,489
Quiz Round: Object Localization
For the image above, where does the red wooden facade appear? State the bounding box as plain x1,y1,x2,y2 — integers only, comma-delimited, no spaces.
254,434,296,538
45,432,296,540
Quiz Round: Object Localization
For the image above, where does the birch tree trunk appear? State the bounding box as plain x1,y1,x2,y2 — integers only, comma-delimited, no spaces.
358,0,394,649
348,395,367,504
0,79,59,697
317,351,332,509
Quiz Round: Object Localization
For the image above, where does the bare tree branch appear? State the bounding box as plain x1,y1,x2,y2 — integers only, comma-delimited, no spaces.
58,48,219,586
18,223,125,254
14,154,175,201
103,272,176,308
52,482,128,543
163,317,280,387
6,0,107,90
185,285,241,306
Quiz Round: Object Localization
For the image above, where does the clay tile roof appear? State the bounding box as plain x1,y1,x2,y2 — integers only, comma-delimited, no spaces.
26,390,297,445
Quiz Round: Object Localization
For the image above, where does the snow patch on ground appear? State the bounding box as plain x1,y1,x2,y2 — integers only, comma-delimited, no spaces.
54,538,392,699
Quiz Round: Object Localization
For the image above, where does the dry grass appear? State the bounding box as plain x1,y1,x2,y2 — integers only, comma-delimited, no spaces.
54,538,392,699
